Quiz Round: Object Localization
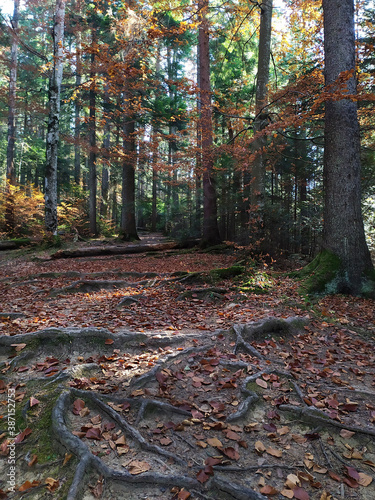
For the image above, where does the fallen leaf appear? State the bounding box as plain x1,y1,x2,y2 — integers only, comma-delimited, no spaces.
260,485,278,495
14,427,32,444
105,339,114,344
63,453,73,466
11,343,26,352
45,477,59,492
178,489,191,499
207,437,223,447
85,427,101,440
281,489,294,499
340,429,355,438
266,447,282,458
72,399,85,415
196,441,207,448
220,446,240,460
28,454,38,467
196,469,210,483
19,481,38,492
160,437,172,446
293,487,309,500
29,397,40,407
256,378,268,389
285,474,300,489
358,473,373,487
128,460,151,475
255,441,266,454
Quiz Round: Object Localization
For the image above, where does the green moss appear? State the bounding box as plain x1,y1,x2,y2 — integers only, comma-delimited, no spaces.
361,268,375,298
293,250,342,294
239,271,274,294
209,265,245,280
27,391,61,463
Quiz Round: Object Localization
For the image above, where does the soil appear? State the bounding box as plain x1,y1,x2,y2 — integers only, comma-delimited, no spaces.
0,234,374,500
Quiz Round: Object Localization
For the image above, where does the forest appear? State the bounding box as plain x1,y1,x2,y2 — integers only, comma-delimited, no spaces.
0,0,374,291
0,1,375,499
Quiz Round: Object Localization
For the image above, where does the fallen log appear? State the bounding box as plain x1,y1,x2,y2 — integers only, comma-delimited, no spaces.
50,239,200,259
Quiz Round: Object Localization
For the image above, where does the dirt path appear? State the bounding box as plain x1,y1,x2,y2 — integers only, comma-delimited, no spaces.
0,244,374,499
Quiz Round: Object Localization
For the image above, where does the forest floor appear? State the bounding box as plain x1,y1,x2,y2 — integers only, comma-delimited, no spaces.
0,233,374,500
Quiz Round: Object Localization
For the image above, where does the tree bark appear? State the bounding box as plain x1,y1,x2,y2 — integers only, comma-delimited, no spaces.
88,29,97,236
322,0,373,293
198,0,221,246
4,0,19,235
251,0,273,238
45,0,66,235
74,24,82,186
121,113,139,240
6,0,19,186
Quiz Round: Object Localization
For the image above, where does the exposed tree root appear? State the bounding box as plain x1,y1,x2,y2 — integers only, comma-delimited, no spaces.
279,404,375,437
52,389,267,500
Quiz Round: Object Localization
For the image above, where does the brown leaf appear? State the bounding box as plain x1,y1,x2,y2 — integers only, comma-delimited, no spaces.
256,378,268,389
292,434,307,444
221,446,240,460
178,489,191,499
92,479,104,498
260,485,278,495
280,489,294,498
72,399,85,415
45,477,59,492
205,457,222,466
293,487,309,500
160,437,172,446
196,441,207,448
29,397,40,408
63,453,73,466
196,469,210,483
340,429,355,438
345,466,360,481
18,481,36,492
343,477,359,488
207,437,223,447
266,447,282,458
225,430,241,441
128,460,151,475
358,473,373,487
28,454,38,467
105,339,114,344
85,427,101,440
11,343,26,352
255,440,266,454
14,427,32,444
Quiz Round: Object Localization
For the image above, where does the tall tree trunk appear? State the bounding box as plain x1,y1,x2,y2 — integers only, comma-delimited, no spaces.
251,0,273,242
198,0,221,246
45,0,66,235
101,88,111,218
5,0,19,234
6,0,19,185
88,30,97,235
121,112,139,240
74,25,82,185
322,0,373,294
